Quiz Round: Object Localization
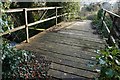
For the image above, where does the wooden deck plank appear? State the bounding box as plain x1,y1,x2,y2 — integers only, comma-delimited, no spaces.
16,20,105,79
21,45,95,64
48,69,86,79
19,41,97,61
33,51,97,72
58,30,102,42
37,32,104,49
50,63,98,79
66,20,94,32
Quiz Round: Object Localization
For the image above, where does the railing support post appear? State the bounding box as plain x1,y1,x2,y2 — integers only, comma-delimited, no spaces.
24,8,29,43
101,10,106,28
56,7,57,26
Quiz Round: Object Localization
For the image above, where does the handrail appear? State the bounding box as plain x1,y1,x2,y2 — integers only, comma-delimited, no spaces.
27,13,68,27
4,7,62,13
102,8,120,18
101,7,120,48
0,25,25,36
1,7,68,43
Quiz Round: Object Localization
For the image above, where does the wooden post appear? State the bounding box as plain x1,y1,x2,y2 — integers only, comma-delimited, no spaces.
24,8,29,43
101,10,106,30
56,7,57,26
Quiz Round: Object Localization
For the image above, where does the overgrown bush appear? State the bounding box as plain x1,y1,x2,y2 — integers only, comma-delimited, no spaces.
2,41,50,79
92,9,103,29
1,1,51,79
95,47,120,80
0,1,14,32
61,2,80,21
92,8,112,38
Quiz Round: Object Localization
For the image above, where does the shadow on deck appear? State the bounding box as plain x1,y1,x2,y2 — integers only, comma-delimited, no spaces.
16,20,105,80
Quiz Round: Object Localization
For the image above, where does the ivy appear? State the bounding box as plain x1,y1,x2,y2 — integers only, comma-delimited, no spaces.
0,1,14,33
1,1,51,79
95,47,120,80
2,41,51,79
62,2,80,21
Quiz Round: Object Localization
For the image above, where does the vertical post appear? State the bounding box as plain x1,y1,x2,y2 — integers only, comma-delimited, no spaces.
101,10,106,30
24,8,29,43
56,7,57,26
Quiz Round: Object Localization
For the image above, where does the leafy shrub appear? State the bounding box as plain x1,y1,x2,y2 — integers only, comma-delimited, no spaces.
92,9,113,38
95,47,120,80
2,41,51,79
0,2,14,32
92,9,103,28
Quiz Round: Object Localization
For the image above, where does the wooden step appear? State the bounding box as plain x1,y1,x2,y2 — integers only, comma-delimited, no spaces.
23,41,97,61
49,63,98,79
38,32,105,49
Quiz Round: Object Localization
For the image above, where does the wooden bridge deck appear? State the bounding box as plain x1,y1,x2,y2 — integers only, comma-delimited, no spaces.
16,20,105,80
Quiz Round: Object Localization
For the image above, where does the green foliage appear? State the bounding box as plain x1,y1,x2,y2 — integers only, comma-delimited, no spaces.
1,2,50,79
97,9,103,20
95,47,120,80
46,2,80,21
2,41,50,79
92,9,112,38
0,2,14,32
62,2,80,21
92,9,103,26
92,10,103,34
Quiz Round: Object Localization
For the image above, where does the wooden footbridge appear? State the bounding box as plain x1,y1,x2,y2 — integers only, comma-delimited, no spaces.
16,20,105,79
1,6,120,79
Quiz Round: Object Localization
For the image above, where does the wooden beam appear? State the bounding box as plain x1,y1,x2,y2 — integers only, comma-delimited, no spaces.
56,7,58,26
5,7,62,13
28,13,68,27
0,25,25,36
103,21,118,48
5,9,23,13
2,7,65,38
27,7,62,11
29,27,45,31
24,8,29,43
0,13,67,37
103,8,120,18
28,16,56,27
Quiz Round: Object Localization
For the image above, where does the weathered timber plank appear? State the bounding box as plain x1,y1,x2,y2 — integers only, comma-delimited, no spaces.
37,32,104,49
34,51,97,72
22,46,96,64
65,21,94,32
45,32,104,44
58,29,102,41
50,63,98,79
56,31,104,43
21,41,97,60
48,69,88,80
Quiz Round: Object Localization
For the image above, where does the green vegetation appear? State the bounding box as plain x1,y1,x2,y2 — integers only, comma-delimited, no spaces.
1,1,50,79
92,7,120,80
1,1,80,79
1,1,14,32
62,2,80,21
80,3,100,20
2,2,80,43
92,8,112,38
95,47,120,80
92,9,103,31
2,41,50,79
